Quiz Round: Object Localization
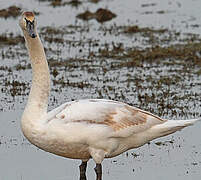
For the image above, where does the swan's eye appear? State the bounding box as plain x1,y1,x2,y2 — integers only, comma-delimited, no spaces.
24,18,29,24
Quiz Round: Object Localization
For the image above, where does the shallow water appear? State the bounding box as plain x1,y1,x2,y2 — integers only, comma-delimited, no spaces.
0,0,201,180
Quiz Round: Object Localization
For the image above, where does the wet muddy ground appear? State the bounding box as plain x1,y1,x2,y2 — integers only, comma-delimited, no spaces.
0,0,201,180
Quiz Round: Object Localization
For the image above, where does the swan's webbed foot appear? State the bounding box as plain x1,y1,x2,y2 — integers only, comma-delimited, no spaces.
79,161,87,180
94,163,102,180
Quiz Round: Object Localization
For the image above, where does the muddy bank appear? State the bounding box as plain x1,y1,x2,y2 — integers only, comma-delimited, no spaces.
77,8,116,23
0,6,21,18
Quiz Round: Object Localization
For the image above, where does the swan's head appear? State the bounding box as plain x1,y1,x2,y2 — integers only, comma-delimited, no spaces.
19,12,37,38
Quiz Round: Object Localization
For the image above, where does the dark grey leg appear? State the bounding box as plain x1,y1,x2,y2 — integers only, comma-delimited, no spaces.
79,161,87,180
94,163,102,180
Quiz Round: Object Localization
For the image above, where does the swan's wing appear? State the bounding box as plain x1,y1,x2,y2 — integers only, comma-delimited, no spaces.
47,99,166,136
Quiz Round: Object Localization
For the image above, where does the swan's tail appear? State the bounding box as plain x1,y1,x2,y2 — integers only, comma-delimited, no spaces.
149,118,201,139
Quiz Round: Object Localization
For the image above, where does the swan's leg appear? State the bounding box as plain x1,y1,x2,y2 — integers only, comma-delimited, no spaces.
94,163,102,180
79,161,87,180
89,147,105,180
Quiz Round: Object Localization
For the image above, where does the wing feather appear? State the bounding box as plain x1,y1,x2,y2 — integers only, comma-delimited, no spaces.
47,99,166,134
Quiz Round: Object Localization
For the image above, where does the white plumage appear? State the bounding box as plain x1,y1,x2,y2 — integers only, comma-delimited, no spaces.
19,12,201,180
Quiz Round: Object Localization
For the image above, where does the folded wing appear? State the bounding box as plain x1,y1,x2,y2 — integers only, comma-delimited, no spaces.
47,99,166,137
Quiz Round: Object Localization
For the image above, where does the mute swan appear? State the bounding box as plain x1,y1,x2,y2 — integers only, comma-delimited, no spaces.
19,12,200,180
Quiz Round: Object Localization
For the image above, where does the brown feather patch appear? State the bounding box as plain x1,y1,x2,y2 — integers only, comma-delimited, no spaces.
124,105,163,122
73,107,148,131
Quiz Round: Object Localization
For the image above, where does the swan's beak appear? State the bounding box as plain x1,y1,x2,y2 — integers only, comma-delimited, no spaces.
26,20,37,38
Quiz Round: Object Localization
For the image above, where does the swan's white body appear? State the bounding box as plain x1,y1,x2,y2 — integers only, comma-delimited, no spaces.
20,12,201,167
22,97,200,163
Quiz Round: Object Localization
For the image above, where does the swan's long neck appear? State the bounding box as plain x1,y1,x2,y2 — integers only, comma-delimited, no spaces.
22,31,50,126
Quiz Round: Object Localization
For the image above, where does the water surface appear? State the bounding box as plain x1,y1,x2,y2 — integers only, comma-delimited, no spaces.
0,0,201,180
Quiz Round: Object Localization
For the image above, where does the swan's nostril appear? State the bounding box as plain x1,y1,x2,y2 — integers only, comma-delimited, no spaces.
31,33,37,38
